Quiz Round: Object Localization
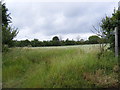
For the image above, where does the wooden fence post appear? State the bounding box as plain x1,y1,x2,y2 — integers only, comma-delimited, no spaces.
115,27,119,57
115,1,120,57
0,1,2,89
118,2,120,56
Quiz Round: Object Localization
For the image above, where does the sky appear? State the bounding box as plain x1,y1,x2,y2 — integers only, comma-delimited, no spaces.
4,0,119,41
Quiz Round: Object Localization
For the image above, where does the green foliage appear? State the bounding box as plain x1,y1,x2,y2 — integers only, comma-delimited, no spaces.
2,3,11,26
88,35,100,44
13,36,106,47
2,45,118,88
52,36,59,41
100,10,120,51
2,26,18,47
52,36,61,46
2,44,9,52
31,39,41,47
65,39,76,45
2,3,18,51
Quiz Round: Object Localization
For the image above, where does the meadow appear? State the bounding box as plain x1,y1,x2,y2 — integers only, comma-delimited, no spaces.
2,44,119,88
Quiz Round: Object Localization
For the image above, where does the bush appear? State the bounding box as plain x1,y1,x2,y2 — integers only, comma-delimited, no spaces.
2,44,9,52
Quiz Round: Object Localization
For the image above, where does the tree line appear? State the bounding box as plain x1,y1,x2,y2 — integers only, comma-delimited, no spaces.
12,35,107,47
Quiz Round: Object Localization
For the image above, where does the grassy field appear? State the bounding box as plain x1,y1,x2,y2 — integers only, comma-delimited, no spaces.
2,44,119,88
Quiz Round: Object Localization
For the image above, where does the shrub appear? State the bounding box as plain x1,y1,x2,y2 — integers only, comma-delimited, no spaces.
2,44,9,52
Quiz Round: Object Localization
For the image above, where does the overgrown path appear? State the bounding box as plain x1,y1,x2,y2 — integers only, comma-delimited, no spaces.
2,45,119,88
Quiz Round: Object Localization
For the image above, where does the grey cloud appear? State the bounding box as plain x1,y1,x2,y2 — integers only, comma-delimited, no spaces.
6,2,118,40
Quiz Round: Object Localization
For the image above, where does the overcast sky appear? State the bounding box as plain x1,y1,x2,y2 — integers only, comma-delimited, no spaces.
5,0,119,41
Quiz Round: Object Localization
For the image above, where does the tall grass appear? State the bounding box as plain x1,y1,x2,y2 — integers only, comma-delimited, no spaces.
2,45,118,88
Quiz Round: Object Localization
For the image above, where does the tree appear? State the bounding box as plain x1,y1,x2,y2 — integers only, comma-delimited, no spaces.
52,36,60,46
2,26,18,47
91,9,120,57
88,35,100,44
31,39,42,47
80,39,84,42
2,2,18,51
2,3,11,26
65,38,76,45
23,39,31,46
100,10,120,51
52,36,59,41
